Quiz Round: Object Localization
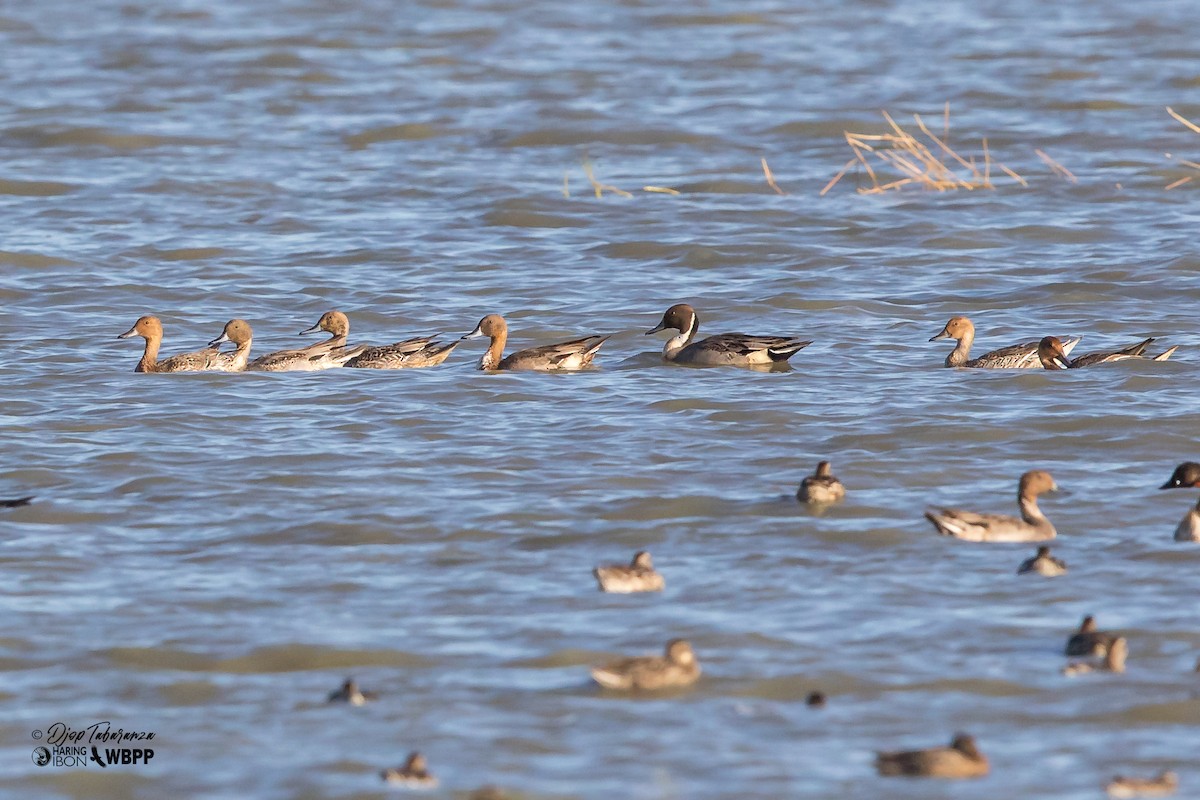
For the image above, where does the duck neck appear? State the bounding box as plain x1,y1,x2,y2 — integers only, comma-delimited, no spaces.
946,330,973,367
137,336,161,373
1018,494,1045,525
231,339,252,370
663,315,698,360
480,330,506,370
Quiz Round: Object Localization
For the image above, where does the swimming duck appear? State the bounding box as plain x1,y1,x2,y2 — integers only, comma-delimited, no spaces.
249,311,367,372
1,497,33,508
930,316,1079,368
1065,614,1119,657
380,752,437,788
327,677,376,706
925,470,1058,542
1159,463,1200,542
593,551,665,593
117,315,218,373
1038,336,1178,369
1106,770,1179,799
1170,498,1200,543
1017,545,1067,576
207,319,254,372
1063,636,1127,676
646,303,811,367
797,461,846,505
463,314,608,371
345,336,458,369
590,639,700,691
875,733,989,779
805,691,826,708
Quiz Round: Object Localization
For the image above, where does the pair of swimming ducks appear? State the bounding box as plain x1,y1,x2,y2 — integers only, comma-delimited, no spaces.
117,304,813,373
930,316,1177,369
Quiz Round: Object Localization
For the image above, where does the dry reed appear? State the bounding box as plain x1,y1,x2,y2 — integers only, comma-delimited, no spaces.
1165,107,1199,190
761,157,786,195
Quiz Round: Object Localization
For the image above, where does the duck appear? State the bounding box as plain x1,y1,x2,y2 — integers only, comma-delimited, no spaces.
1064,636,1127,676
924,470,1058,543
593,551,665,593
875,733,989,779
1017,545,1067,576
1038,335,1177,369
590,639,700,691
249,310,368,372
345,336,458,369
805,691,827,708
1159,463,1200,542
930,316,1079,368
207,319,254,372
326,677,376,706
1170,498,1200,543
463,314,608,371
117,315,218,373
1065,614,1119,657
1106,770,1179,799
646,303,811,367
797,461,845,505
1,497,33,508
380,752,437,788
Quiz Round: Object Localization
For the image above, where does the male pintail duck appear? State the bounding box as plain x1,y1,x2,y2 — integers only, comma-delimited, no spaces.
797,461,845,505
925,470,1058,543
327,677,376,706
1160,463,1200,542
1064,636,1127,676
118,315,218,373
207,319,253,372
1106,770,1179,799
593,551,665,593
464,314,608,371
380,752,437,788
931,316,1079,368
590,639,700,691
1017,545,1067,576
646,303,811,367
2,497,33,508
1065,614,1119,657
345,336,458,369
1038,335,1177,369
250,310,367,372
875,733,989,779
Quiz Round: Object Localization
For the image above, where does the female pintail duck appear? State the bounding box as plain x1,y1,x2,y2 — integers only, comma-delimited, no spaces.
463,314,608,371
931,316,1079,368
118,315,218,373
1065,614,1119,657
1107,770,1179,799
590,639,700,691
327,677,376,706
1017,545,1067,576
1038,335,1177,369
250,310,367,372
207,319,253,372
797,461,845,505
593,551,665,593
925,470,1058,542
380,752,437,788
646,303,811,367
345,336,458,369
1064,636,1127,676
1160,463,1200,542
2,496,33,508
875,733,989,779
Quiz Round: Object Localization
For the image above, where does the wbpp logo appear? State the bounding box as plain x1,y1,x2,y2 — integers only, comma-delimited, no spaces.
31,722,157,768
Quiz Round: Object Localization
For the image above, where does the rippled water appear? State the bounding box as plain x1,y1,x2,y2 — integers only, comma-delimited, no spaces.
2,0,1198,797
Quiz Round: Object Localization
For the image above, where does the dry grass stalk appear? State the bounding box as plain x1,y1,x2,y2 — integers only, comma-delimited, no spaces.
1034,148,1078,183
1165,107,1199,190
642,186,680,195
581,159,633,198
821,109,1024,196
761,157,786,195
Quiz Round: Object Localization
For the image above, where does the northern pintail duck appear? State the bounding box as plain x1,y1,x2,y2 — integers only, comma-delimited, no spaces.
646,303,811,367
925,470,1058,542
590,638,700,691
1107,770,1179,799
118,315,217,373
593,551,665,593
249,310,367,372
1038,335,1177,369
207,319,253,372
1065,614,1119,657
380,752,437,788
464,314,608,371
797,460,845,505
345,335,457,369
875,733,989,779
1064,636,1127,676
1160,463,1200,542
327,677,377,706
2,496,33,508
1018,545,1067,576
931,316,1079,368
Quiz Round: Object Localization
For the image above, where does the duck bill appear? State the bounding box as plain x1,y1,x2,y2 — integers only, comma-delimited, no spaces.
645,321,668,335
928,328,951,342
1160,479,1181,490
209,332,231,347
116,327,138,339
462,324,485,340
298,322,322,336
